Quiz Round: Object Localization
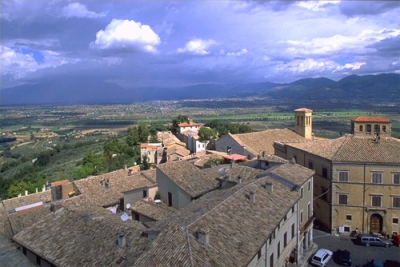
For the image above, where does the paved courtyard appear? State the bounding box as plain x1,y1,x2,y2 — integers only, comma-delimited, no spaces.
310,229,400,266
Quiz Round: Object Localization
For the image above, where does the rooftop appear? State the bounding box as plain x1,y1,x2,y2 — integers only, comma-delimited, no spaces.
136,177,300,266
2,190,52,212
229,128,308,155
286,135,400,164
12,202,149,267
131,200,176,221
157,160,220,198
351,116,391,123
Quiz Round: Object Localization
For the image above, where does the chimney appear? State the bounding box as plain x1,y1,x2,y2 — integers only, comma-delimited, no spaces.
42,184,46,192
198,228,210,246
290,157,296,164
265,182,273,192
231,160,235,169
36,188,38,193
237,176,242,184
249,191,256,202
118,232,126,248
25,190,28,196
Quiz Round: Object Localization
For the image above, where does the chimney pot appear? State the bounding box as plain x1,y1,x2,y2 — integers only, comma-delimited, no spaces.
25,190,28,196
118,232,126,248
249,191,256,202
237,176,242,184
265,183,273,192
198,228,210,245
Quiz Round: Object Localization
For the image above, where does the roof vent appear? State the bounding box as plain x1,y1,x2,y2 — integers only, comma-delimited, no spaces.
118,232,126,248
289,157,296,164
249,191,256,202
265,182,273,192
197,228,210,246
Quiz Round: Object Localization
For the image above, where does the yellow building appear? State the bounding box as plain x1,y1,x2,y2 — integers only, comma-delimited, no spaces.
276,114,400,236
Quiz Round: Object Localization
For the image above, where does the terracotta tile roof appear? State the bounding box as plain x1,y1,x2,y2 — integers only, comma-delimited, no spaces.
12,204,150,267
131,200,176,221
204,165,264,183
192,153,225,168
140,143,162,150
7,205,51,236
157,160,220,198
158,131,186,147
351,116,391,123
286,135,400,163
268,162,315,186
74,169,157,207
230,129,308,155
135,177,300,266
178,122,200,127
2,190,52,212
50,180,69,187
295,108,313,112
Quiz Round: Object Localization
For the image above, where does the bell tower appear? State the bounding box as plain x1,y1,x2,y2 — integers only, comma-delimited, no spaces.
294,108,313,139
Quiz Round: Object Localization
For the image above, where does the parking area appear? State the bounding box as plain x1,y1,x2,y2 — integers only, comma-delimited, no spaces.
310,229,400,267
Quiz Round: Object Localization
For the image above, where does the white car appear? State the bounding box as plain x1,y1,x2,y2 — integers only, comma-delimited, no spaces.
310,248,333,267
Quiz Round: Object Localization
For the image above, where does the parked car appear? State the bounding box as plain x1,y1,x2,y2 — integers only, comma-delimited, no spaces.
357,234,392,247
335,249,352,266
310,248,333,267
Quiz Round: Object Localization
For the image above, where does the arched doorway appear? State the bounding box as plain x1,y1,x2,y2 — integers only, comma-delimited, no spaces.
370,214,383,233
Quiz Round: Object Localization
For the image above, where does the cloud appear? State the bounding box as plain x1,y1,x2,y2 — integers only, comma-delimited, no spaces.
339,1,400,17
90,19,160,53
296,1,339,12
227,48,248,56
177,39,218,55
61,2,107,18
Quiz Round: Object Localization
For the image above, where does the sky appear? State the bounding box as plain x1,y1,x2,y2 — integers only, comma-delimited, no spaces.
1,0,400,89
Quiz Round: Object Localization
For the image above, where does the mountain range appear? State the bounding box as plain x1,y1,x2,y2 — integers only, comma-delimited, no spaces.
1,73,399,105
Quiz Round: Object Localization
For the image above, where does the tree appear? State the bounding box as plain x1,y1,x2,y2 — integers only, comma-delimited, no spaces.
126,126,139,146
138,122,150,143
104,136,123,164
141,154,150,170
171,115,188,135
198,127,215,140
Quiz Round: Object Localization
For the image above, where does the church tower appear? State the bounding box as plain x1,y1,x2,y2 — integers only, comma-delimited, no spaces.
294,108,313,139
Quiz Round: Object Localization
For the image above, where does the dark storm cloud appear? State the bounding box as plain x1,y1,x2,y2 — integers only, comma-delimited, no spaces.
339,1,400,17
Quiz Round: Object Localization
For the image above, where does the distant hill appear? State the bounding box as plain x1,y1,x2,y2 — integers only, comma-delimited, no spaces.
1,73,399,105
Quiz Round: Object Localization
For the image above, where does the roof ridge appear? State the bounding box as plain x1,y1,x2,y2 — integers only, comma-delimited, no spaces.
185,226,195,267
332,135,350,160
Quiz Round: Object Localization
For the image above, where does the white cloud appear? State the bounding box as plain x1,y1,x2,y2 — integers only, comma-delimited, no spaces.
284,28,400,56
297,1,340,12
0,46,79,80
227,48,248,56
90,19,160,52
61,2,107,18
177,39,218,55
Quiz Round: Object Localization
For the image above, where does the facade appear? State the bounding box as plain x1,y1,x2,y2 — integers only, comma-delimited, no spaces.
351,116,392,137
294,108,313,140
140,143,163,164
178,119,200,134
278,134,400,236
215,129,307,159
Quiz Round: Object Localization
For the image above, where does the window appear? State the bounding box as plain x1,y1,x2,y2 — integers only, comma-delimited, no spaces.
322,167,328,178
382,126,386,132
307,202,311,218
301,187,304,199
359,125,363,132
372,172,383,184
344,226,350,232
143,189,148,198
308,180,311,191
308,161,314,170
393,173,400,184
393,197,400,208
371,195,382,207
346,215,352,221
374,124,380,133
277,241,281,258
257,249,262,260
291,223,295,239
284,232,287,247
269,254,274,267
366,124,371,133
338,194,348,205
300,210,303,223
293,155,297,164
393,218,399,224
338,171,349,182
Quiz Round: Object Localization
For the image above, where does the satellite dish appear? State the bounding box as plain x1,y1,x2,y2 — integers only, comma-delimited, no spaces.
126,203,131,209
120,212,129,222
